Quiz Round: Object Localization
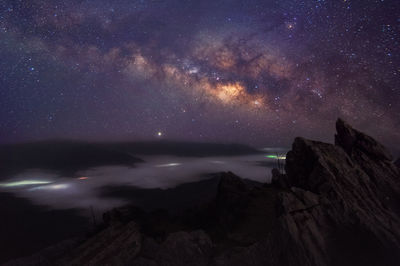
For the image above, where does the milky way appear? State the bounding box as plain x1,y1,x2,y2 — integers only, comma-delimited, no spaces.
0,0,399,148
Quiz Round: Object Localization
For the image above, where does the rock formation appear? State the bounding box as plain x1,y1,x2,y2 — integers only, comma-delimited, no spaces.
5,119,400,266
275,120,400,266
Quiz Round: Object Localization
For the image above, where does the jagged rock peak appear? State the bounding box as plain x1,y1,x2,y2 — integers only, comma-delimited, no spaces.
280,119,400,266
335,118,393,161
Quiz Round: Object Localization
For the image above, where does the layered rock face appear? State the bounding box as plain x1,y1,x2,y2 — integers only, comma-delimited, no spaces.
6,119,400,266
217,119,400,266
273,119,400,266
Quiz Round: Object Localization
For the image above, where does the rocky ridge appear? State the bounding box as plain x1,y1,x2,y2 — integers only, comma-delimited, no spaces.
5,119,400,266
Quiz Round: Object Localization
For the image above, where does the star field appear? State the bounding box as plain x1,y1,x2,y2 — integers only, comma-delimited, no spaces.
0,0,399,147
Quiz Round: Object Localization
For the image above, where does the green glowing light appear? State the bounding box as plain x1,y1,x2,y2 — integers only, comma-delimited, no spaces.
265,155,286,160
0,180,52,187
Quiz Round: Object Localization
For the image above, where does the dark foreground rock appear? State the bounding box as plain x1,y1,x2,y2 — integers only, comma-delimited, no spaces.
276,120,400,266
5,119,400,266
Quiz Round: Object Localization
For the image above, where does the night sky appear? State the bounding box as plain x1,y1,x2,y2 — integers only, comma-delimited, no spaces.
0,0,399,147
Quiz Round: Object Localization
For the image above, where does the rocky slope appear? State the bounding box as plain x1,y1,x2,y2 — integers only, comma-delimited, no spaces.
267,119,400,266
5,119,400,266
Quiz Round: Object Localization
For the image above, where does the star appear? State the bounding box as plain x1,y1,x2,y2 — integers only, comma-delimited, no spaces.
0,0,397,148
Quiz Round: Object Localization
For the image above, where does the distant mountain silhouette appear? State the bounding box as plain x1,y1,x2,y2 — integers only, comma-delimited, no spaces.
101,140,262,157
0,140,261,178
0,141,142,178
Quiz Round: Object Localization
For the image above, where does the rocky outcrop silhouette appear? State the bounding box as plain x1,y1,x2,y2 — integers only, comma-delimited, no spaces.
272,119,400,266
215,119,400,266
5,119,400,266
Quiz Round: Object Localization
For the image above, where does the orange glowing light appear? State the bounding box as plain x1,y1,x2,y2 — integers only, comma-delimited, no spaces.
78,177,89,180
215,82,244,103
